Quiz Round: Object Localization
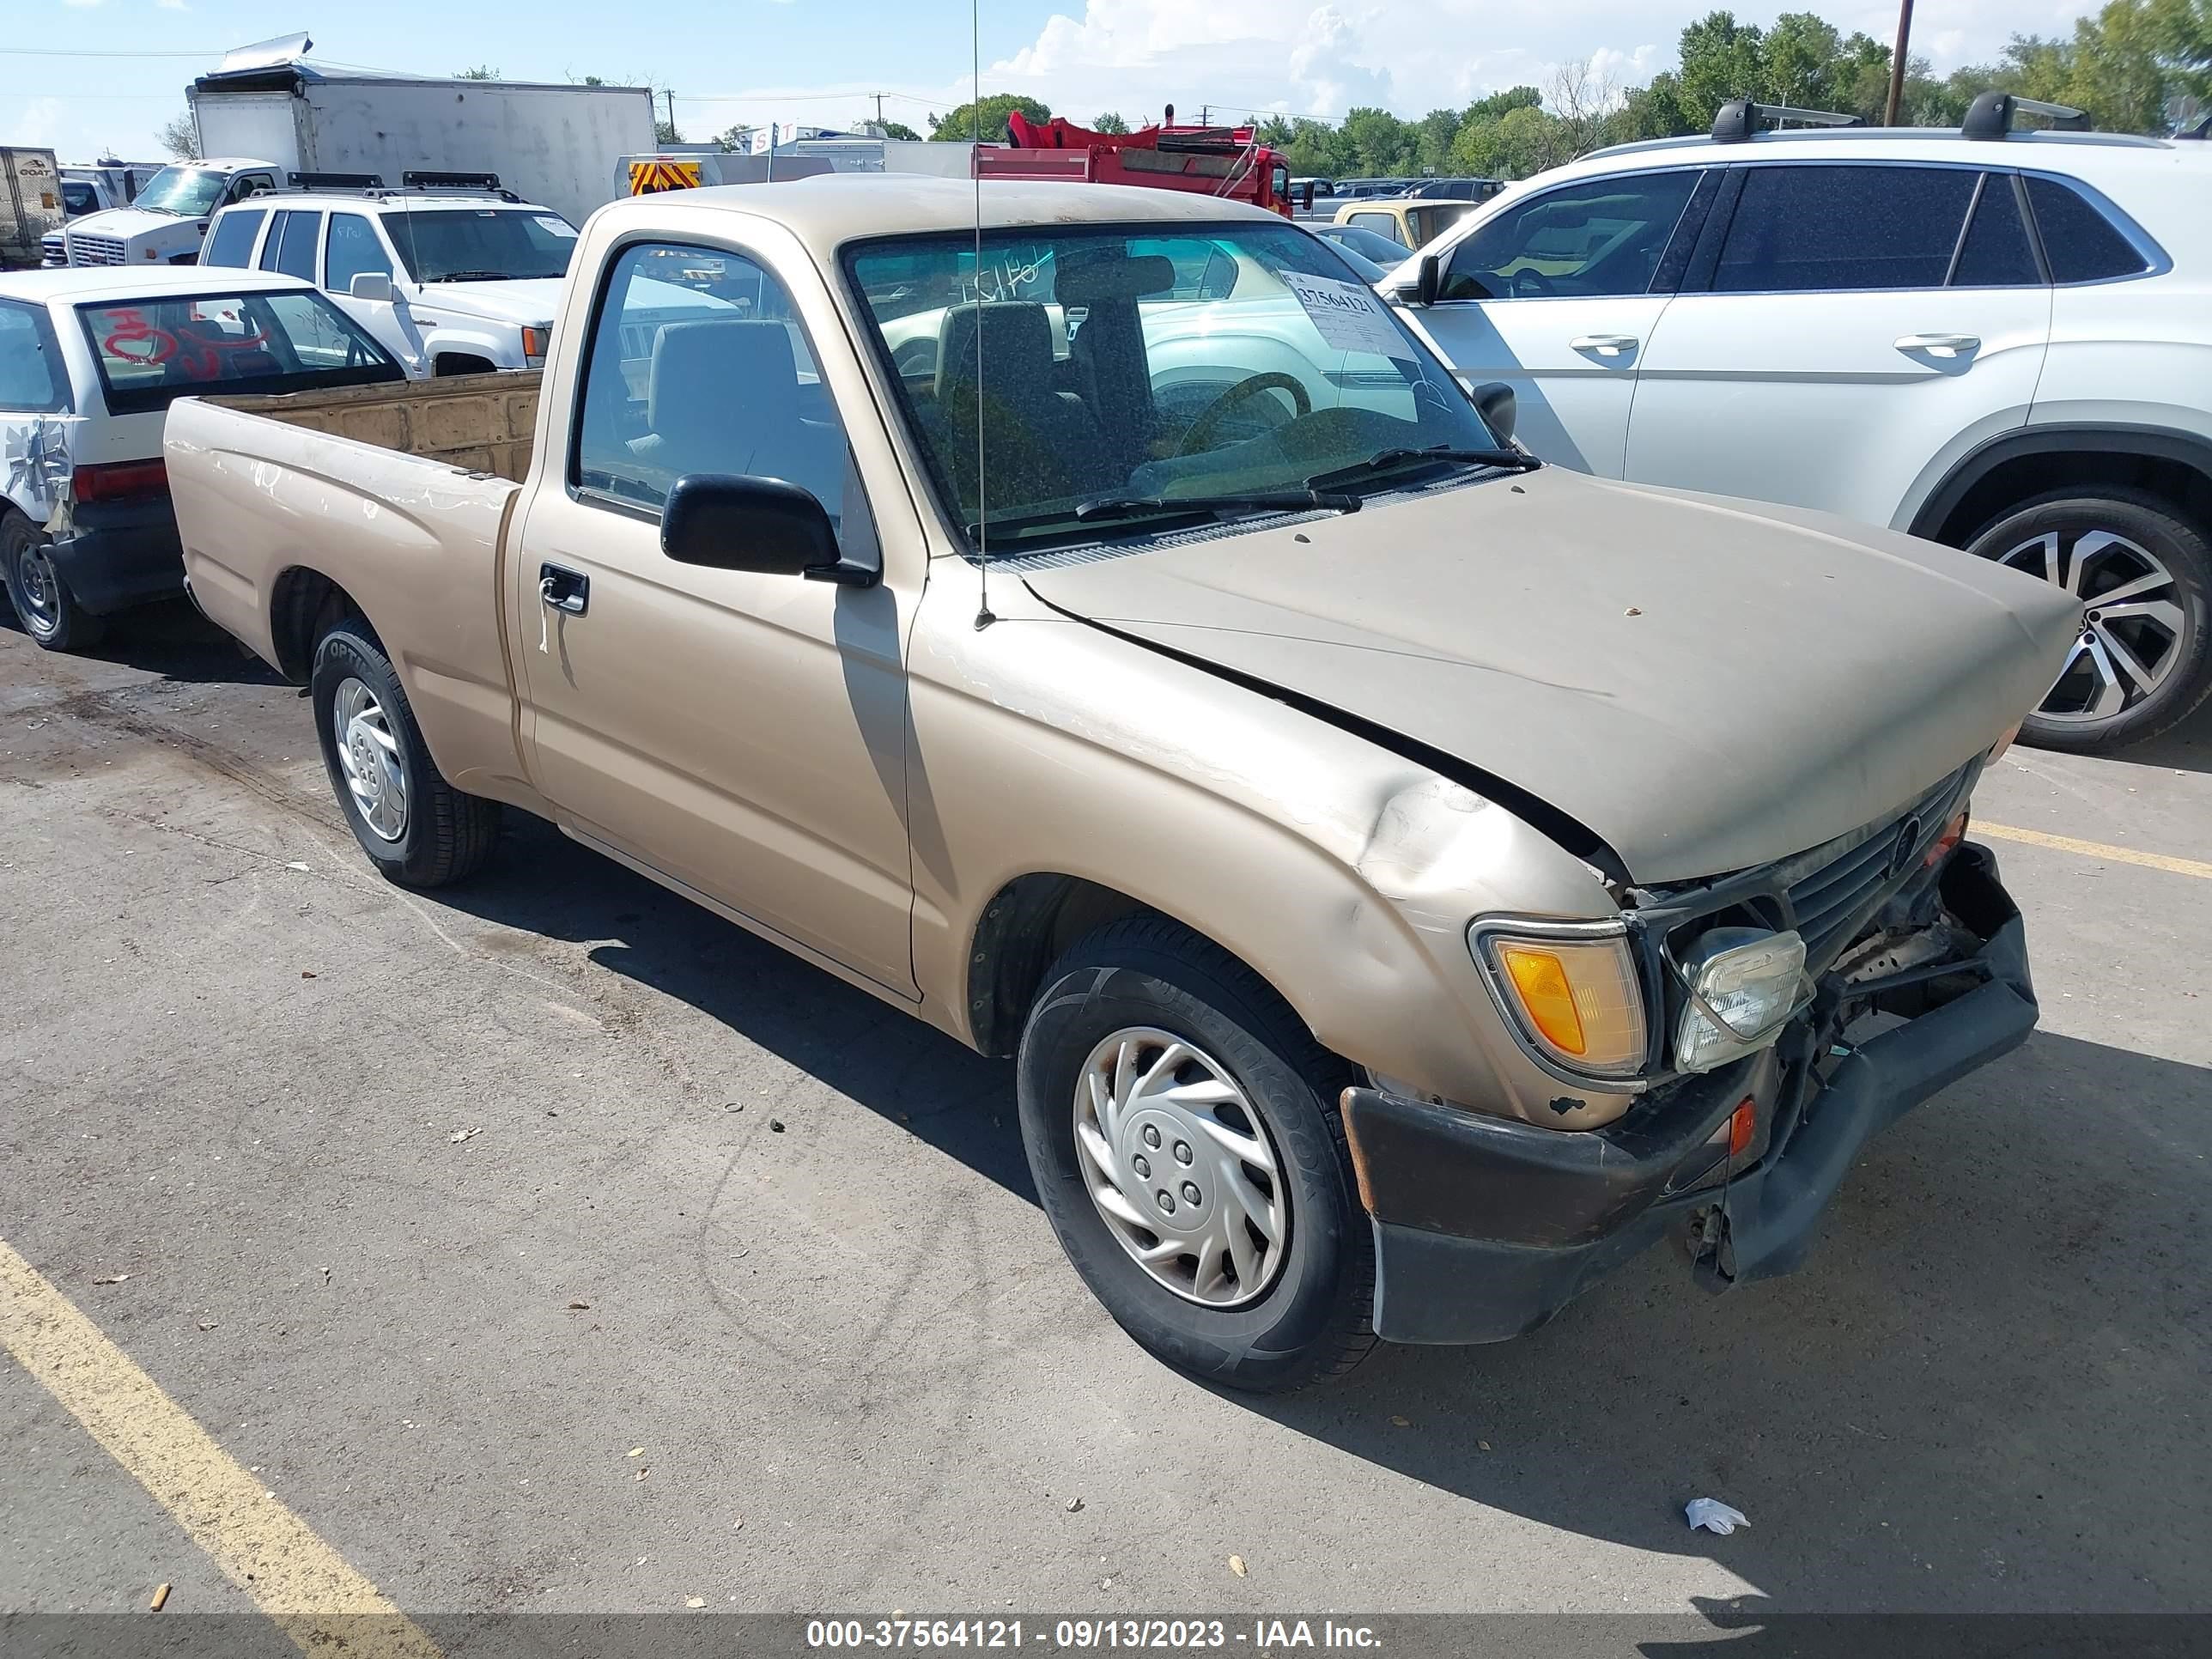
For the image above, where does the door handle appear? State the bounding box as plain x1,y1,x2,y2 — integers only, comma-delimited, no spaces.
1570,333,1639,357
1894,332,1981,358
538,563,588,615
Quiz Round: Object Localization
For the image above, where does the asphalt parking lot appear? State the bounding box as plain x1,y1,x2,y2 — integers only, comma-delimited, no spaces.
2,599,2208,1637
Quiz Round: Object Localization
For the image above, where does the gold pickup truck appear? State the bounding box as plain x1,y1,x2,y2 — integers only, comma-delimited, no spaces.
166,178,2079,1390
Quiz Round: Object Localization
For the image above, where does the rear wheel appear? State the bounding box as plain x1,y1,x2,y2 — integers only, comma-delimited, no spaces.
1016,917,1375,1393
1964,489,2212,754
3,509,106,653
310,619,501,886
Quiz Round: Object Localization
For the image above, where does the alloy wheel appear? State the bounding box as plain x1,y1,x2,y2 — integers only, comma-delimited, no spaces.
2000,526,2186,725
1072,1027,1290,1308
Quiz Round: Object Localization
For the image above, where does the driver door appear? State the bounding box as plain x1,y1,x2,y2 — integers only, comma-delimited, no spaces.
1396,167,1713,477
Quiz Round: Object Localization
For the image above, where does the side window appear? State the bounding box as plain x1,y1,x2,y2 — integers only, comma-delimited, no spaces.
1714,165,1976,293
228,173,273,205
1440,169,1703,301
1128,238,1238,301
257,210,289,271
0,302,70,412
1949,174,2040,288
2025,175,2152,283
325,214,394,294
572,240,848,526
272,210,323,282
202,208,265,269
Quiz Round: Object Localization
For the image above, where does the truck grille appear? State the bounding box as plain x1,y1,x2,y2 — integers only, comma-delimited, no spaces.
1775,763,1976,969
69,234,127,265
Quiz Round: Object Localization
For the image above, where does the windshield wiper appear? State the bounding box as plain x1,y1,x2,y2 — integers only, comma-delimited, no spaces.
1306,443,1541,490
428,270,521,283
1073,487,1361,523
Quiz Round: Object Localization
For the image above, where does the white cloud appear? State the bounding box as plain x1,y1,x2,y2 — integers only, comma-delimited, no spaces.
156,0,190,10
672,0,2106,143
12,98,64,147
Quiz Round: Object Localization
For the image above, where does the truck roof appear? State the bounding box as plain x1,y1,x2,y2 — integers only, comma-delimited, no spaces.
594,174,1285,251
0,265,315,306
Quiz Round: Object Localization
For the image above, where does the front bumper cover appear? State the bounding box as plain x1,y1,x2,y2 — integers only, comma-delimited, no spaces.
1342,842,2035,1346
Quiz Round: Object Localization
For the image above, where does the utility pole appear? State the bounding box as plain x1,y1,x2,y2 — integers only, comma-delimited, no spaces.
1883,0,1914,126
662,88,678,140
874,91,884,128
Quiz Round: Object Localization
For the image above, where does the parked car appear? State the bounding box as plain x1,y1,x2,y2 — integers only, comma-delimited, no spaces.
1387,176,1504,203
42,164,169,268
167,177,2075,1391
1314,222,1413,267
1334,196,1478,250
198,178,576,376
1,265,403,649
58,159,285,268
1390,93,2212,752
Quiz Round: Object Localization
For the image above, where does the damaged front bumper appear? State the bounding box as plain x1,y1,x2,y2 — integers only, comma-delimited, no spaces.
1340,842,2036,1346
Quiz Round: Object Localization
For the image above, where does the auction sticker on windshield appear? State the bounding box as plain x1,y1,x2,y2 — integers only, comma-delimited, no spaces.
534,216,579,238
1280,270,1406,359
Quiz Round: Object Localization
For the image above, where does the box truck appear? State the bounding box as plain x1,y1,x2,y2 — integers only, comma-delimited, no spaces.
2,149,65,270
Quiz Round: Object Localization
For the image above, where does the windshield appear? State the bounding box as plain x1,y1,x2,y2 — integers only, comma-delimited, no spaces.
132,167,230,217
383,209,578,282
76,289,404,416
846,222,1508,553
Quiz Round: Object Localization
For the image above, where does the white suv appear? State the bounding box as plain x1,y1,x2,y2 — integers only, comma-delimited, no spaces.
198,173,577,379
1391,93,2212,753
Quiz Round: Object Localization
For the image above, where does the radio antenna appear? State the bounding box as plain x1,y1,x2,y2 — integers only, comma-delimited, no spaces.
970,0,995,629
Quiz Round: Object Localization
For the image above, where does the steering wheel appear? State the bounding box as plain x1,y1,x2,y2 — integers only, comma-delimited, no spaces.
1508,268,1558,300
1177,373,1312,457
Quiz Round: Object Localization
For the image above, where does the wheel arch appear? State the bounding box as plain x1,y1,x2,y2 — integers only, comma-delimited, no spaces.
1910,424,2212,547
965,873,1310,1062
268,565,381,684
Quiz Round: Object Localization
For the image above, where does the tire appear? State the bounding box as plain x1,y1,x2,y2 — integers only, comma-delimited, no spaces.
3,508,106,653
1016,916,1376,1393
1963,489,2212,755
310,618,501,887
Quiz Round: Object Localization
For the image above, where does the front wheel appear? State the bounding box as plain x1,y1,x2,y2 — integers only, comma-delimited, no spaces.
1965,489,2212,754
1016,917,1376,1393
3,509,106,653
310,619,502,886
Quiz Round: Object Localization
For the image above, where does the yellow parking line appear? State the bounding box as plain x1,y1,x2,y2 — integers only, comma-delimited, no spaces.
0,1238,441,1657
1978,822,2212,880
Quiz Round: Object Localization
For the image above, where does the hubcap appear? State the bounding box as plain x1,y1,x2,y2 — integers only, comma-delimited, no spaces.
1072,1027,1289,1308
14,542,60,636
331,677,408,842
1999,527,2187,725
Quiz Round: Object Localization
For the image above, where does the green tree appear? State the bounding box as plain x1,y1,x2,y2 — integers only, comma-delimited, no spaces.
1092,111,1131,134
457,64,501,80
928,94,1052,142
880,119,922,141
155,110,200,161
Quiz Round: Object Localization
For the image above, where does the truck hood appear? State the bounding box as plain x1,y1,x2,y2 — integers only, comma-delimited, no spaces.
408,277,562,328
68,207,194,243
1021,471,2081,883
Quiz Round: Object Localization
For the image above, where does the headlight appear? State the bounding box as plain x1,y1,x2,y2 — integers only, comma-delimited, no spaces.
1674,927,1806,1074
1472,921,1648,1079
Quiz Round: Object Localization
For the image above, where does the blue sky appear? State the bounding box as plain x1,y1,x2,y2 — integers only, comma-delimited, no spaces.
8,0,2106,166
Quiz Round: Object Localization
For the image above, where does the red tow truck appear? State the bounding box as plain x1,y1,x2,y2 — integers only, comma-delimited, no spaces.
978,111,1294,215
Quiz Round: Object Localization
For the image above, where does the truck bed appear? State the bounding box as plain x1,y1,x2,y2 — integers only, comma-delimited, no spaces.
204,371,542,482
166,380,537,805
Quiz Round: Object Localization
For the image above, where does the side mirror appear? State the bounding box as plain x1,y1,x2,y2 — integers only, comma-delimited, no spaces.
349,270,394,303
1468,380,1516,443
661,474,874,587
1396,252,1442,307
